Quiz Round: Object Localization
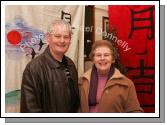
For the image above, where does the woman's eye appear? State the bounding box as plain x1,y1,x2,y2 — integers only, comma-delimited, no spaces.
104,54,110,57
95,54,101,57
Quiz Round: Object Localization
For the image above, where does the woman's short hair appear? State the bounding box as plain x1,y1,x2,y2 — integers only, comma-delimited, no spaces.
89,40,118,61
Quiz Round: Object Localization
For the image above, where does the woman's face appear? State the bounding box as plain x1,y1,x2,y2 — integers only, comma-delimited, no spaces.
93,46,115,75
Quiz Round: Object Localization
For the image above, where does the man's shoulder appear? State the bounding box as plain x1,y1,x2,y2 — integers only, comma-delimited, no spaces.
26,53,46,71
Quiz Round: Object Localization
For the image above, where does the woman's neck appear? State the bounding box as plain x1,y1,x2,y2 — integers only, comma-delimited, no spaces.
97,69,110,76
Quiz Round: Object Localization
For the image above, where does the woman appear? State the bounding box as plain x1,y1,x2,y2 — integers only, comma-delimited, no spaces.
79,40,143,113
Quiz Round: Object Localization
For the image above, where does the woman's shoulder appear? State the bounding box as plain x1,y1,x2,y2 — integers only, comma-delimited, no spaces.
109,68,134,87
78,68,92,85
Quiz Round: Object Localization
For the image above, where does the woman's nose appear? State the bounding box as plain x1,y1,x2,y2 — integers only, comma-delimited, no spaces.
100,55,105,60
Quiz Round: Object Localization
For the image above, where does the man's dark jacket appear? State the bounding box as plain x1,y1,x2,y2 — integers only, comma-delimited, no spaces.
20,46,79,113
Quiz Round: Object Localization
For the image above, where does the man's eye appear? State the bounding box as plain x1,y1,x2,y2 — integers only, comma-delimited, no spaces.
64,36,70,39
54,35,61,38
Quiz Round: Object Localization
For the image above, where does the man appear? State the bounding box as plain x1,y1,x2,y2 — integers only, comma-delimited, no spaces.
20,20,80,113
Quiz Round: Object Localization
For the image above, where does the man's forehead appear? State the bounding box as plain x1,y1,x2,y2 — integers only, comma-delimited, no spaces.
53,24,70,30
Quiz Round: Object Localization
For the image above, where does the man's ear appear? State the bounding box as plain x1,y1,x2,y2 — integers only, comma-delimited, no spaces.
45,33,50,43
45,33,50,38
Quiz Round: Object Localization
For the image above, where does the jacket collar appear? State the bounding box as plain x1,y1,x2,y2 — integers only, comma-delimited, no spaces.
80,67,129,87
43,46,73,69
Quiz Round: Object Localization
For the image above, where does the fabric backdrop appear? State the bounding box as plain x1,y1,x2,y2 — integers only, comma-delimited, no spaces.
108,5,155,112
5,5,85,112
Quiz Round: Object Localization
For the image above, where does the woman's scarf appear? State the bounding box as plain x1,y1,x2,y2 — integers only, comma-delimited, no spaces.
88,65,115,106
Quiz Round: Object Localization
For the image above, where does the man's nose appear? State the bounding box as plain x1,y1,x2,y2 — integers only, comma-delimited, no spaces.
60,37,65,43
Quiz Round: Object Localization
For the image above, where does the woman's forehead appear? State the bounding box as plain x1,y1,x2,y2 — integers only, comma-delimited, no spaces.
94,46,112,52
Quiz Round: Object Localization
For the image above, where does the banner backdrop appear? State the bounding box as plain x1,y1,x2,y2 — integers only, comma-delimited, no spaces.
108,5,155,112
5,5,85,112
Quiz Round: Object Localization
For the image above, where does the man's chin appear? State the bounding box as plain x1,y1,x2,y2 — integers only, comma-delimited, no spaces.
57,50,67,55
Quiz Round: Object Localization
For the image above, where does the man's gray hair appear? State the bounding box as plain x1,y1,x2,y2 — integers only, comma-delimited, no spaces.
47,20,72,35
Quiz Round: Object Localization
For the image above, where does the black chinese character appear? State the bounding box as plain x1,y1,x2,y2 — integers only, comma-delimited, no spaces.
127,59,154,79
61,11,71,24
128,6,155,40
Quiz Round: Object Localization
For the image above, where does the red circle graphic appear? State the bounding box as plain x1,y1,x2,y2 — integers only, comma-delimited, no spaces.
7,30,22,45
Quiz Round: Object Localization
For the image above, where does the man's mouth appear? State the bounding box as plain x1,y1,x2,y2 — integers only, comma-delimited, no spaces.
57,44,66,48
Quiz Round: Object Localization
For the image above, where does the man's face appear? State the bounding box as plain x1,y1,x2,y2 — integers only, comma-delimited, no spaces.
47,24,71,56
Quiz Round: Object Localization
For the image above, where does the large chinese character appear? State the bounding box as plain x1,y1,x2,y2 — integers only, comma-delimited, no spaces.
127,59,155,112
127,59,154,94
128,6,155,40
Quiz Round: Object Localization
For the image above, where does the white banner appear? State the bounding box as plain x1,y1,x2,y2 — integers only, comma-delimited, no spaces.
5,5,85,112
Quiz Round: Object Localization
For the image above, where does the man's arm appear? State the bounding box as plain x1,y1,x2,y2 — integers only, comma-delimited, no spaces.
20,64,42,113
